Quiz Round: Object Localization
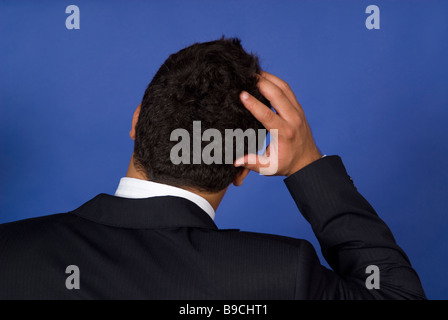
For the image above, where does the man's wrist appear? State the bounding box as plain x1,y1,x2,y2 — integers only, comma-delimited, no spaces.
285,151,323,177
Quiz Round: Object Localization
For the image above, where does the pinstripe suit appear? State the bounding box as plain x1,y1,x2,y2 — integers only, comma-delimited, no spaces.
0,156,426,299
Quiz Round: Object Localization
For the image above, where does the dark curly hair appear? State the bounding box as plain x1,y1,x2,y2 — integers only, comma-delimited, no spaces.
133,37,269,192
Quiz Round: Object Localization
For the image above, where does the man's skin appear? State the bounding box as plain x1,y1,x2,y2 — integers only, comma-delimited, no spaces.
126,71,322,211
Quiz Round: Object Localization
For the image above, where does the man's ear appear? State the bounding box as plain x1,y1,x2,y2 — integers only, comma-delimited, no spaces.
233,167,251,187
130,104,141,141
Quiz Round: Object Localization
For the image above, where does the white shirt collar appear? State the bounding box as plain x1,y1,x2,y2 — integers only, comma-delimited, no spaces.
114,177,215,221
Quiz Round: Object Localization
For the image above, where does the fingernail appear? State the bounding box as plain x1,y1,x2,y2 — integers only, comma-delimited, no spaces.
234,158,245,167
241,91,249,100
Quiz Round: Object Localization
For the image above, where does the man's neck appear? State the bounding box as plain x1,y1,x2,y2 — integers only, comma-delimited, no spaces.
125,154,226,212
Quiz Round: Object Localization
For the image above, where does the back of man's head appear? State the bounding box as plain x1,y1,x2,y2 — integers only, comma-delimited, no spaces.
133,37,269,192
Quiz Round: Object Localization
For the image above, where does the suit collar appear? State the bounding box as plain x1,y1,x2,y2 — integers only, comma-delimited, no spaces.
114,177,216,221
72,193,218,230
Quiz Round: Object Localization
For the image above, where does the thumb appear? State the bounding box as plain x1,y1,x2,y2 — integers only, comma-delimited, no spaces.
234,153,270,173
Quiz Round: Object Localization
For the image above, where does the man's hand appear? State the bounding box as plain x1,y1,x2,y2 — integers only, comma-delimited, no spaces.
234,71,321,177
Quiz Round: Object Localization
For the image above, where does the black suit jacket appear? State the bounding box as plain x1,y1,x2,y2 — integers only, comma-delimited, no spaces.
0,156,426,299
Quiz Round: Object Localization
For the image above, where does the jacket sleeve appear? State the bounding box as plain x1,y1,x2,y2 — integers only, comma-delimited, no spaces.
284,155,426,299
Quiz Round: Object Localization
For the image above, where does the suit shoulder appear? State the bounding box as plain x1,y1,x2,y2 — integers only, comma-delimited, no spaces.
0,212,78,230
0,212,81,245
216,228,316,253
205,229,321,287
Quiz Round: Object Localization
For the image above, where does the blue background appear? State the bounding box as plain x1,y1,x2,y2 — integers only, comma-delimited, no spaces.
1,0,447,299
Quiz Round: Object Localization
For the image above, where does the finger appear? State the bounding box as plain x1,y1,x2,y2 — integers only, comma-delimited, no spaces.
234,153,271,173
240,91,284,131
257,76,299,119
260,71,303,112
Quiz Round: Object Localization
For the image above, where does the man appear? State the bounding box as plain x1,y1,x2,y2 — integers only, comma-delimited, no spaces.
0,38,426,299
